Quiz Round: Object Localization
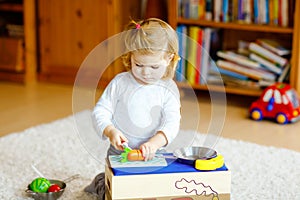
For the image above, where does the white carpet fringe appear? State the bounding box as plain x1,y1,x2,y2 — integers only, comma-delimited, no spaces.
0,110,299,199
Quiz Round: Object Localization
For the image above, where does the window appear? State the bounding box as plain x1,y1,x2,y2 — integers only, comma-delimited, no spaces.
274,90,282,104
263,89,273,102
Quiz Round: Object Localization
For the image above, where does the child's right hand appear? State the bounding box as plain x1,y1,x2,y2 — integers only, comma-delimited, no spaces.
103,125,128,151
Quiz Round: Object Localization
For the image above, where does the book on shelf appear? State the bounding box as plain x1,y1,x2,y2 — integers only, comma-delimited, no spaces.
175,24,219,85
176,25,187,82
238,0,252,23
210,61,248,80
246,60,290,85
198,0,206,20
221,75,262,89
186,26,200,84
177,0,186,19
253,0,269,24
181,0,200,19
216,60,277,81
208,69,264,90
278,0,289,27
199,28,212,84
231,0,239,21
221,0,229,22
177,0,183,17
228,0,234,21
206,74,224,85
214,37,290,87
217,50,260,68
214,0,222,22
277,63,291,83
288,0,295,27
189,0,199,19
268,0,275,25
205,0,213,20
249,53,282,75
269,0,279,25
237,40,251,56
177,0,293,27
249,42,288,67
209,28,223,60
180,0,188,18
195,27,204,84
256,38,291,56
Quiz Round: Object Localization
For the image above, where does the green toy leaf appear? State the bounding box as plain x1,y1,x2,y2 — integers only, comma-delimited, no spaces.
120,147,132,163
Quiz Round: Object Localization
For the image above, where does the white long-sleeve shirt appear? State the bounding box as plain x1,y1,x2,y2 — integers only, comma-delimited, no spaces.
92,72,181,149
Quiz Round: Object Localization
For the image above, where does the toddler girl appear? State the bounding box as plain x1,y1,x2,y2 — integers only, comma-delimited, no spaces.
85,18,181,199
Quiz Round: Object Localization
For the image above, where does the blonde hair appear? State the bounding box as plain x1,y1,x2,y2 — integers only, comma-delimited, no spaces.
122,18,180,79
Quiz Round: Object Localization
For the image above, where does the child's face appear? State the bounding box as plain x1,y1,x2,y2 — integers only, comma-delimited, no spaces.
131,52,170,84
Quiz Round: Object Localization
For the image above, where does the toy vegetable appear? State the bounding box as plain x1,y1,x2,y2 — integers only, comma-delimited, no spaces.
120,143,144,162
30,177,51,193
47,184,61,193
127,149,144,161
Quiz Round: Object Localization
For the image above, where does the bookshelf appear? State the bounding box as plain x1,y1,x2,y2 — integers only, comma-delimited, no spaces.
167,0,300,96
0,0,37,83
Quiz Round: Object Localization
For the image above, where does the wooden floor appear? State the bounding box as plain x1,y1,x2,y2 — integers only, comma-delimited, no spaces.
1,81,299,152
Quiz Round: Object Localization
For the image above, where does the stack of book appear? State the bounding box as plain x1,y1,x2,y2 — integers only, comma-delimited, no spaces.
176,25,221,85
212,38,291,89
177,0,293,27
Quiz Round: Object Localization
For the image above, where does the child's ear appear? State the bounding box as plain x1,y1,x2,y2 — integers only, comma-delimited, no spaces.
166,53,175,65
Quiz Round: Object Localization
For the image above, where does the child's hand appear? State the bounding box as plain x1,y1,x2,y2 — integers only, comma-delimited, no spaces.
104,125,128,151
140,131,168,161
140,142,159,161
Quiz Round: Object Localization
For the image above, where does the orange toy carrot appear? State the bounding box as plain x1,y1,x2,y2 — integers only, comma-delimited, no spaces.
127,149,144,161
120,147,144,163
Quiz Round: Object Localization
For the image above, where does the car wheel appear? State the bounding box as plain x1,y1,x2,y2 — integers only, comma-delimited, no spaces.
275,113,288,124
250,109,263,121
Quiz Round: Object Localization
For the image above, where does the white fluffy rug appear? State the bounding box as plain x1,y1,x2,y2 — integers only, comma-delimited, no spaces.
1,110,299,200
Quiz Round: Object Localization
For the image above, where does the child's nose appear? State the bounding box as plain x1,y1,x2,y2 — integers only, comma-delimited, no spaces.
142,67,151,75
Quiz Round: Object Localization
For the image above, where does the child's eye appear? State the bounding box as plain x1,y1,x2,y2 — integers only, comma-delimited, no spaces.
135,63,143,67
151,65,159,69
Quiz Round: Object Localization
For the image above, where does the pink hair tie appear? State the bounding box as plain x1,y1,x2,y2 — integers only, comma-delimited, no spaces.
135,23,141,29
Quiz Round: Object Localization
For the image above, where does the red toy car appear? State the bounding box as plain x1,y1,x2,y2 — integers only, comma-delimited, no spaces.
249,83,300,124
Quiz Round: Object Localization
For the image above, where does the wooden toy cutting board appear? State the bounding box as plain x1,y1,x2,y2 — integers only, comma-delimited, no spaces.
108,155,168,168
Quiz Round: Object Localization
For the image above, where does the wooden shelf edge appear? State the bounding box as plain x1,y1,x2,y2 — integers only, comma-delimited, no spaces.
0,71,25,83
177,18,293,34
176,82,263,96
0,3,23,12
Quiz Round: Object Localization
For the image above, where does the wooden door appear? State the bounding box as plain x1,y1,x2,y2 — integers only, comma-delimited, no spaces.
38,0,108,83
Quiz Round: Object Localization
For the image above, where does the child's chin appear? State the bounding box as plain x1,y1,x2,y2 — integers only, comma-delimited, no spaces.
139,78,157,85
144,80,157,84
